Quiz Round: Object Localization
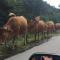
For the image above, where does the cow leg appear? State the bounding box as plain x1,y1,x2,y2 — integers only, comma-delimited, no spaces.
42,31,44,40
34,32,36,41
46,30,49,39
38,31,39,40
12,35,17,49
43,31,45,39
43,31,44,38
44,31,46,39
24,28,28,45
46,30,48,36
24,34,27,45
4,40,7,48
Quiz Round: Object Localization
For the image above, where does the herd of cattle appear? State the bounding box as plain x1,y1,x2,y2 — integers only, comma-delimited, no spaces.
0,13,60,45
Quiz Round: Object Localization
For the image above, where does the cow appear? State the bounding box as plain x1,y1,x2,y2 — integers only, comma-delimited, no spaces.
3,13,28,45
0,27,12,45
46,21,55,35
55,23,60,30
28,19,47,40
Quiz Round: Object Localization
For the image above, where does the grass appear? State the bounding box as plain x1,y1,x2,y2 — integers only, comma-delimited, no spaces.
9,32,53,48
0,31,59,59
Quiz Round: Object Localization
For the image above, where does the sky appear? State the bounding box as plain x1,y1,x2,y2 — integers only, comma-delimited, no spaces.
43,0,60,9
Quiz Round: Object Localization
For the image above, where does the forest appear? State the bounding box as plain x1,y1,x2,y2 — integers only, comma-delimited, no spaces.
0,0,60,26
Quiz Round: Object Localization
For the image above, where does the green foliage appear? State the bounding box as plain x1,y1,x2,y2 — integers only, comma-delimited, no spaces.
6,0,60,22
1,0,60,26
0,0,11,27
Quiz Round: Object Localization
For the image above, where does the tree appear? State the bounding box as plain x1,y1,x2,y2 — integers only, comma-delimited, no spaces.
0,0,11,27
1,0,60,23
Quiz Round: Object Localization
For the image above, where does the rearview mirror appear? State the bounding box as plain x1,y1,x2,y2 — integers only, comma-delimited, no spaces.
29,52,60,60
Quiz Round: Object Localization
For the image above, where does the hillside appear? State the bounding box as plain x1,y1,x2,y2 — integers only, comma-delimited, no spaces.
6,0,60,22
0,0,60,26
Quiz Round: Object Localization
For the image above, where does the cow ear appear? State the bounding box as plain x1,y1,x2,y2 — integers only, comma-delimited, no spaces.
9,13,16,17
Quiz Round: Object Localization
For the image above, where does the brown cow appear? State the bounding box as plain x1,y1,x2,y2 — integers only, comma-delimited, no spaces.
0,27,12,44
4,16,27,34
28,19,47,40
37,20,48,40
46,21,55,35
3,15,28,45
35,16,43,21
55,23,60,30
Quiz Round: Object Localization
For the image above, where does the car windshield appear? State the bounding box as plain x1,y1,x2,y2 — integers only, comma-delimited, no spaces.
29,54,60,60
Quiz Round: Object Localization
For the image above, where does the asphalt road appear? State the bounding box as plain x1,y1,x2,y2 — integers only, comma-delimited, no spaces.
5,35,60,60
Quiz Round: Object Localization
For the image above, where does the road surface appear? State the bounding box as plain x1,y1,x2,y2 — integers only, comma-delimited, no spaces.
5,35,60,60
